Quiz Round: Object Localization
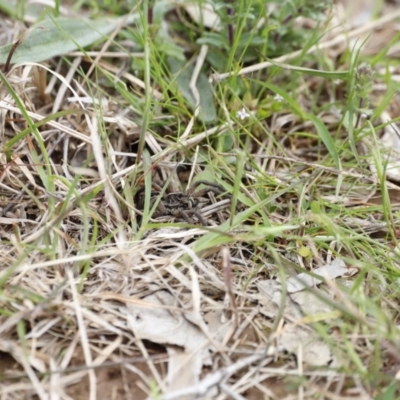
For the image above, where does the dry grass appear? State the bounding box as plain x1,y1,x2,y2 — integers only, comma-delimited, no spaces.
1,1,400,399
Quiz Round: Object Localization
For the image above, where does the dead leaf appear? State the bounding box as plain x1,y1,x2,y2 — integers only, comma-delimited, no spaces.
257,260,350,367
183,3,221,30
376,111,400,182
290,290,334,315
126,291,231,394
257,280,303,321
283,259,353,294
279,324,333,366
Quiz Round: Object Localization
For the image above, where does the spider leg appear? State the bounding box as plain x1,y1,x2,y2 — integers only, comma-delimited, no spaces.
151,199,169,218
192,187,225,199
188,180,225,194
173,209,194,224
193,210,209,226
188,182,226,199
135,180,165,209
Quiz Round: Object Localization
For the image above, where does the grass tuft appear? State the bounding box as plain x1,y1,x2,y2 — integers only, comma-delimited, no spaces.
1,1,400,399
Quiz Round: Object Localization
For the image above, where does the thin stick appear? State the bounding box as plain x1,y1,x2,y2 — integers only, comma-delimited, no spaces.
210,8,400,82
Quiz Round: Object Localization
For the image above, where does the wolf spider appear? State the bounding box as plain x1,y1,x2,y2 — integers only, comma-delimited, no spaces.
135,180,226,225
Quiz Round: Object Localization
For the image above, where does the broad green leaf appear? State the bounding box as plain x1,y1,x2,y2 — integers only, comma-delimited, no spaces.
0,14,138,65
0,0,58,21
0,0,17,17
168,56,217,123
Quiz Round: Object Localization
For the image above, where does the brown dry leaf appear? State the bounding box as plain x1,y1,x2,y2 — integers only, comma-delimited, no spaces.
284,258,354,293
373,111,400,182
183,2,221,30
126,291,212,360
339,215,388,234
335,0,400,56
290,290,335,315
257,259,352,366
126,291,231,395
279,324,334,366
336,0,375,28
257,279,303,320
166,346,204,396
258,280,335,366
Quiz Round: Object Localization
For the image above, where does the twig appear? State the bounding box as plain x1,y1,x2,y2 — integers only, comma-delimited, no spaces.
210,8,400,82
181,45,209,140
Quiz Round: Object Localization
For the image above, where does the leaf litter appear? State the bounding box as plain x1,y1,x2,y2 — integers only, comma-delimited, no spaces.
1,1,400,400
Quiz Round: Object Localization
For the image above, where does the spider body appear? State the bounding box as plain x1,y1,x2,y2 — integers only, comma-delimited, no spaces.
136,180,227,225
